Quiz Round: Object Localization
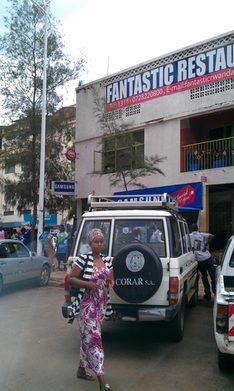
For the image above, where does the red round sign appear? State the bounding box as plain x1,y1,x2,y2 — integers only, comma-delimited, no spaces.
65,148,76,161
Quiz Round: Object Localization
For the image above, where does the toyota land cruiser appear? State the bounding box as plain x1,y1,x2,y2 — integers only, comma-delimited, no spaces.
69,193,198,341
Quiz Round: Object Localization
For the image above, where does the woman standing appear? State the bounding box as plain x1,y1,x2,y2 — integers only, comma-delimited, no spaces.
69,228,114,391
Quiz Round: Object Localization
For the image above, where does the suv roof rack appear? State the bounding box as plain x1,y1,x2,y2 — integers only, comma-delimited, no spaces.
88,193,178,211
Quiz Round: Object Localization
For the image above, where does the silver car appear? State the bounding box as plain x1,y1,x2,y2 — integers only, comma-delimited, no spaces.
0,239,51,294
213,235,234,370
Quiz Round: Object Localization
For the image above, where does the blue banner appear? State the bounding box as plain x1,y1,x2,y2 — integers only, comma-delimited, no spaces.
115,182,203,211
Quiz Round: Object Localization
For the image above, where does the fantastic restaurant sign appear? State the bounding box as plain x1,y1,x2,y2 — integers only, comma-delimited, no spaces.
106,43,234,112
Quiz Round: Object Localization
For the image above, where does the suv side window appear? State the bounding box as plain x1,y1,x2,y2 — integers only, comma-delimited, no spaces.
184,223,192,252
169,217,182,257
179,221,187,253
179,221,191,253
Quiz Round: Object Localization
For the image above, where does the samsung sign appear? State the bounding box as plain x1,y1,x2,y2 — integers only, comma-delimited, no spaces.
51,181,75,196
106,43,234,111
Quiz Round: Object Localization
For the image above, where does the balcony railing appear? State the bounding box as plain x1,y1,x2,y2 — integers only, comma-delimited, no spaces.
182,137,234,172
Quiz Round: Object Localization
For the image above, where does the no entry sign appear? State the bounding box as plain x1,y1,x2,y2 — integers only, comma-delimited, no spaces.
65,148,76,161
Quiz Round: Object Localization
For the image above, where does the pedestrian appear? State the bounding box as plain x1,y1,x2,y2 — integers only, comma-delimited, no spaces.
190,223,216,301
56,225,69,270
11,228,19,240
149,223,164,243
69,228,114,391
20,227,31,248
40,227,58,270
0,226,5,239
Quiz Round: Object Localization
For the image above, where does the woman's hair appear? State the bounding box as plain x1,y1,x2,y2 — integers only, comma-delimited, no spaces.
88,228,104,244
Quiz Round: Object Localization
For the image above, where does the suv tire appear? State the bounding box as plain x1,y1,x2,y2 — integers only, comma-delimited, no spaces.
168,295,186,342
113,243,163,303
218,350,231,370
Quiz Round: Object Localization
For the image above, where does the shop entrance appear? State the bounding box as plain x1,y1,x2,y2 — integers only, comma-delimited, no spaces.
209,184,234,252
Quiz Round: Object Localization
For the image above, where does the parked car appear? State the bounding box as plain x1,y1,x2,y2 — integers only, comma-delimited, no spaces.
0,239,51,294
68,193,198,342
213,235,234,369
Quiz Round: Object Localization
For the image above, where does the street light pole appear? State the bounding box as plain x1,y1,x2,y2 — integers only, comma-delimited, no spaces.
31,0,49,255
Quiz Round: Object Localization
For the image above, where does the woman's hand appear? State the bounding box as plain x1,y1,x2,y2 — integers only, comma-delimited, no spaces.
87,281,99,291
106,278,114,290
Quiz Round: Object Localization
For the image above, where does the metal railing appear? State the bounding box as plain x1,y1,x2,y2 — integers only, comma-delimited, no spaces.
182,137,234,172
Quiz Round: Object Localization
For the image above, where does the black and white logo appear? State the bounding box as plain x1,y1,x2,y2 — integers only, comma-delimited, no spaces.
126,251,145,272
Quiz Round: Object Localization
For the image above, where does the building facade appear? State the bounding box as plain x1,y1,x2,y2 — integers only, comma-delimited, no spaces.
75,31,234,253
0,105,76,230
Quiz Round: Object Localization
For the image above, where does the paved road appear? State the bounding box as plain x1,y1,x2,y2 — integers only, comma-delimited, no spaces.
0,284,233,391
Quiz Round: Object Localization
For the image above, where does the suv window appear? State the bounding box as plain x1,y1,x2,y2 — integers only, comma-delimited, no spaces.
184,223,192,252
179,221,191,253
169,217,182,257
76,220,111,255
179,221,187,253
113,219,165,257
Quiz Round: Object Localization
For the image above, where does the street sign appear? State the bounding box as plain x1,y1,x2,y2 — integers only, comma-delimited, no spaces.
65,148,76,161
51,181,75,196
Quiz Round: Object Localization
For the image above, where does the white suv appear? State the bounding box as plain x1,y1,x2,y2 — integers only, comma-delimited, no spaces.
213,235,234,369
69,193,198,341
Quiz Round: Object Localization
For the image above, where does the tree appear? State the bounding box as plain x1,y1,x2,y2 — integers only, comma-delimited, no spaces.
0,0,84,243
92,87,166,193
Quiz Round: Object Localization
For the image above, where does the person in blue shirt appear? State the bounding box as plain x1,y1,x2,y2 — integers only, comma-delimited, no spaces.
20,227,31,247
190,223,215,301
56,225,69,270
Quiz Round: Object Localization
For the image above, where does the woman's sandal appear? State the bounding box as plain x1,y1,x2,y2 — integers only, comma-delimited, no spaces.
100,384,113,391
76,368,95,381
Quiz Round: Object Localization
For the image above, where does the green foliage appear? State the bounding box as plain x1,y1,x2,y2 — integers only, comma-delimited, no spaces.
0,0,83,230
0,0,84,118
0,109,76,214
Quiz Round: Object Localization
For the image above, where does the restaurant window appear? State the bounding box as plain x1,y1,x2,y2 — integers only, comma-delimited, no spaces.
209,124,233,140
3,211,14,216
102,130,144,173
5,164,15,174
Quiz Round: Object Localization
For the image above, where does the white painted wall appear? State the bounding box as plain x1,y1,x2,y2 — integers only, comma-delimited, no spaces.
75,32,234,202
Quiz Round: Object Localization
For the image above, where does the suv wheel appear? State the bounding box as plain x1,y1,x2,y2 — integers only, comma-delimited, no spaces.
218,350,231,370
113,243,163,303
189,277,198,307
169,296,186,342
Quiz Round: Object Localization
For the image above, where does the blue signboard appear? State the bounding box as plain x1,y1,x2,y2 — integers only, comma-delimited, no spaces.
51,181,75,196
24,214,57,225
115,182,203,211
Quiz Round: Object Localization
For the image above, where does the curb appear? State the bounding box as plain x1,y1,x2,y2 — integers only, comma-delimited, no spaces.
49,271,66,287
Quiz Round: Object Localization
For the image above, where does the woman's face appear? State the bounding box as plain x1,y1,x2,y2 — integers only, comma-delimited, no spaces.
90,235,104,254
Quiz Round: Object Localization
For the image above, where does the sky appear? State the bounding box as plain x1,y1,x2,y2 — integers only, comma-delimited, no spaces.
0,0,234,107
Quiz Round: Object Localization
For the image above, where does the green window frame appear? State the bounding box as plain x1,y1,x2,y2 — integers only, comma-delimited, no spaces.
102,130,144,173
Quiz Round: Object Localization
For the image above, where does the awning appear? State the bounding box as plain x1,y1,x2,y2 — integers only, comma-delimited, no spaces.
1,221,23,228
115,181,203,211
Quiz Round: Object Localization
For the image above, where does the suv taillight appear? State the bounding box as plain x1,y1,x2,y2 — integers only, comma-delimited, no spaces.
216,304,228,334
169,277,179,305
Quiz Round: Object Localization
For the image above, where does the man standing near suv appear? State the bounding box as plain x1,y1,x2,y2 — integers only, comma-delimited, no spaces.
190,223,216,301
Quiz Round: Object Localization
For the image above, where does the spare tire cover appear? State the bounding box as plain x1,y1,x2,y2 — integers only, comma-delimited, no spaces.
113,243,163,303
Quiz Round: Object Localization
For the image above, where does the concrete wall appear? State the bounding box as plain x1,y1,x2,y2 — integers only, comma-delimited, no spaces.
75,31,234,219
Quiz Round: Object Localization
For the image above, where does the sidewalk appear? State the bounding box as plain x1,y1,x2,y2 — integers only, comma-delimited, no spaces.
49,270,66,287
